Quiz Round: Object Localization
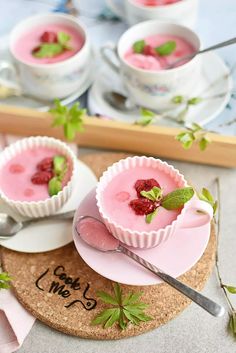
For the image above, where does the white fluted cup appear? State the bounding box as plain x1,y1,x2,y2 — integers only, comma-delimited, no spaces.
96,156,213,249
0,136,77,218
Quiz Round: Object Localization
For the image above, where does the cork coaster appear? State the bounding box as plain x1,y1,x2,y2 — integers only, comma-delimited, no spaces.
1,153,216,340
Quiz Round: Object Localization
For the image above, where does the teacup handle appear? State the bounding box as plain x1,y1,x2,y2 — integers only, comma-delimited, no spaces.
179,199,213,229
0,61,21,90
101,42,120,74
106,0,125,18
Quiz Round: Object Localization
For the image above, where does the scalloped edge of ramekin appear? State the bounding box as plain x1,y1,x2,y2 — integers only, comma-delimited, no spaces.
96,156,188,248
0,136,77,218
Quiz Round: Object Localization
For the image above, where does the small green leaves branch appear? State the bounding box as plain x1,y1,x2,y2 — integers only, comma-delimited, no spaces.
133,39,176,56
141,186,194,224
172,95,202,123
0,272,11,290
48,155,68,196
50,99,86,141
91,283,152,330
33,31,73,58
213,178,236,338
176,123,211,151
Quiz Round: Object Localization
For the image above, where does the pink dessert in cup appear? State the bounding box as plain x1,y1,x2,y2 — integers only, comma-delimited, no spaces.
124,34,195,70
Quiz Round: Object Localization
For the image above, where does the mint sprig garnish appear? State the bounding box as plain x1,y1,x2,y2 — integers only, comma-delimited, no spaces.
140,186,163,202
133,39,146,54
176,123,211,151
33,31,73,58
161,187,194,210
48,155,68,197
155,41,176,56
0,272,11,290
146,208,159,224
91,283,152,330
50,99,86,141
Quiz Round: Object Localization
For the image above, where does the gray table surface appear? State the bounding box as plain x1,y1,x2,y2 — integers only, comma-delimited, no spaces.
17,148,236,353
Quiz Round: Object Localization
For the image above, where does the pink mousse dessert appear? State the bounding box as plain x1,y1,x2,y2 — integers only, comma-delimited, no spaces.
99,165,181,233
133,0,181,6
124,34,195,70
0,147,72,202
12,23,84,65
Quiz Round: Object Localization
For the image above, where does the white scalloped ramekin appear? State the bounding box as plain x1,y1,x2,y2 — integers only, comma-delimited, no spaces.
96,156,213,249
0,136,77,218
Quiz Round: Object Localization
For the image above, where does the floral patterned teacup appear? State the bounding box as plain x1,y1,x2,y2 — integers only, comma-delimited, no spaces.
0,13,93,100
101,21,201,112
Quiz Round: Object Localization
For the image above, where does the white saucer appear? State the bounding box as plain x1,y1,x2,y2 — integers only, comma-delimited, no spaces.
0,160,97,253
88,52,233,127
0,35,94,112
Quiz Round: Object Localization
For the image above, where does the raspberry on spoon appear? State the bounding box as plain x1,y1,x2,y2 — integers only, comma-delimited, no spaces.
40,31,58,43
135,178,160,198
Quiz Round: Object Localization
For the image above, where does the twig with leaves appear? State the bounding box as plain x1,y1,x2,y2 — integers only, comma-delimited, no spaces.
176,123,211,150
91,283,152,330
172,95,202,122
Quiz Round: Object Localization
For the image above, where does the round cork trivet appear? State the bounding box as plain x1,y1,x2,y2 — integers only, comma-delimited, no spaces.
1,153,216,340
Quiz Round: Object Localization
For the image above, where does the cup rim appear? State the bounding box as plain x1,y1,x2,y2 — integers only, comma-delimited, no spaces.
9,13,89,69
127,0,190,10
0,136,77,207
117,20,200,74
96,156,190,237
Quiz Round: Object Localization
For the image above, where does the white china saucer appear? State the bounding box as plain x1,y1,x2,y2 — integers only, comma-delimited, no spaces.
0,160,97,253
0,35,94,111
88,52,233,127
73,189,211,286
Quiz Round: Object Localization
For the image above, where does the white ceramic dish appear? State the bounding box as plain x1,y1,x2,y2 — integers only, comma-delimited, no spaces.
0,159,97,253
88,51,232,127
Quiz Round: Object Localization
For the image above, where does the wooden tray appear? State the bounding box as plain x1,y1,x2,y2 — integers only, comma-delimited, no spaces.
0,105,236,167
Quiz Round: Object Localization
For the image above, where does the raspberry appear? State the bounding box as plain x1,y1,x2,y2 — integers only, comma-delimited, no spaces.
37,157,53,172
143,45,156,56
129,198,156,215
40,31,58,43
9,164,25,174
31,171,53,185
135,179,160,198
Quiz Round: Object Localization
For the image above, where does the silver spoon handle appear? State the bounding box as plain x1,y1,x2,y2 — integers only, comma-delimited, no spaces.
169,37,236,68
119,245,224,317
22,210,75,226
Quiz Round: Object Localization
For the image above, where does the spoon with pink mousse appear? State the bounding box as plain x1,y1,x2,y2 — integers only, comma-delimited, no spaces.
76,215,225,318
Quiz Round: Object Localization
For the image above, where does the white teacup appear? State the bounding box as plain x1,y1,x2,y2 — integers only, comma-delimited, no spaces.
106,0,198,29
0,13,93,100
101,21,201,111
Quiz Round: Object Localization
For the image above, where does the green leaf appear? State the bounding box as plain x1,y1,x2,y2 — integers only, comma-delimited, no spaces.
64,123,76,141
33,43,63,58
91,308,117,326
155,41,176,56
133,39,145,54
145,208,159,224
223,285,236,294
172,95,184,104
123,292,143,305
53,155,67,175
119,314,127,330
97,290,119,305
201,188,214,203
191,122,203,132
182,140,193,149
57,31,71,46
161,187,194,210
140,186,163,202
229,313,236,335
187,97,202,105
141,108,156,117
0,272,11,290
52,115,66,127
213,201,218,215
48,177,62,196
135,115,154,126
104,308,120,328
199,137,210,151
113,283,122,305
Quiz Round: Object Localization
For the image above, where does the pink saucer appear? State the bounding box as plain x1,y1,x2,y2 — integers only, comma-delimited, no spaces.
72,188,211,286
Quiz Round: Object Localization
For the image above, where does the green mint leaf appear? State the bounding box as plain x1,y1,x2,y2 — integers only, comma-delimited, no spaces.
113,283,122,305
48,177,62,196
57,31,71,46
53,155,67,175
155,41,176,56
223,285,236,294
33,43,63,58
172,95,184,104
187,97,202,105
146,208,159,224
91,308,117,326
201,188,214,203
104,308,121,328
133,39,145,54
199,136,211,151
141,186,163,202
97,290,119,305
161,187,194,210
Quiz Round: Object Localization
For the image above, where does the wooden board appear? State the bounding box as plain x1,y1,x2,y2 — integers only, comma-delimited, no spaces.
0,105,236,167
0,153,217,339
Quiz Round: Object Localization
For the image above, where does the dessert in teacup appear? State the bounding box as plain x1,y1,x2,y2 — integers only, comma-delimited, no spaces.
0,136,77,217
0,13,92,100
96,156,213,248
101,21,201,111
106,0,198,29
